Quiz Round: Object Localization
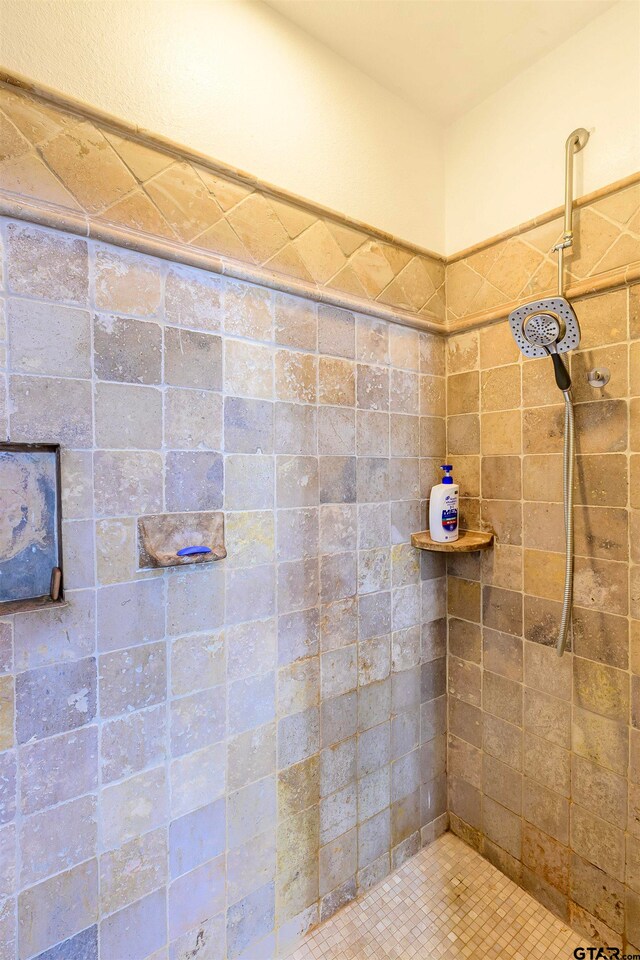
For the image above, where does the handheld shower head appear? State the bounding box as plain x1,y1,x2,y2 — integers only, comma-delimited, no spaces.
523,313,564,350
508,296,579,391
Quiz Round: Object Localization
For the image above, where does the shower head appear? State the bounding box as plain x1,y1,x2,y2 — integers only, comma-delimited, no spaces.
509,297,580,358
508,296,580,391
522,313,563,350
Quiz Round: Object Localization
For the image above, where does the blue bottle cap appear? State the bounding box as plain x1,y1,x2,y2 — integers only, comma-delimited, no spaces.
441,464,454,485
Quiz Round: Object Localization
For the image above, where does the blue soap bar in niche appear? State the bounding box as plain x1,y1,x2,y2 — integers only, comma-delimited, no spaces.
177,546,212,557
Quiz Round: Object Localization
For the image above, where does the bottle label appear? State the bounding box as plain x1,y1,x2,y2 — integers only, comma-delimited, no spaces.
442,494,458,532
442,508,458,531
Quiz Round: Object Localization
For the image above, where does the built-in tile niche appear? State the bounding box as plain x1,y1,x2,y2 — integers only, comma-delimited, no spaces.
137,511,226,568
0,442,65,614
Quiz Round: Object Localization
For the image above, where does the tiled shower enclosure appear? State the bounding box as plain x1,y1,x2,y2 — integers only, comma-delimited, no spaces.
0,220,447,960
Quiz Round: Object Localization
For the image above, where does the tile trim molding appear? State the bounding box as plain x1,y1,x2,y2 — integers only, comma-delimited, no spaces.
1,69,638,336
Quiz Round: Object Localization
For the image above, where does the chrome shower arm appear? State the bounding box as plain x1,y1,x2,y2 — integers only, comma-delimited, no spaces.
553,128,589,296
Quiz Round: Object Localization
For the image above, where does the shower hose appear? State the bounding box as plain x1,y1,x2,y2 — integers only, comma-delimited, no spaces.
557,389,575,656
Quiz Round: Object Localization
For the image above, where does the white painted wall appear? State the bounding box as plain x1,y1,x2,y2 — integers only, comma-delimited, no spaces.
444,1,640,252
1,0,638,254
0,0,445,250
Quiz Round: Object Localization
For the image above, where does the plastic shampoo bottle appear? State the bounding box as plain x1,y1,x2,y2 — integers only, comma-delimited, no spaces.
429,464,459,543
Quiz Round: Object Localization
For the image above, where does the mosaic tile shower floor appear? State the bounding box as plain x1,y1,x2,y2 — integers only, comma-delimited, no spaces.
286,832,587,959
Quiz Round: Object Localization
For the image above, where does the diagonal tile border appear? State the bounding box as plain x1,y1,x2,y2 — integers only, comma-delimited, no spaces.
0,70,638,336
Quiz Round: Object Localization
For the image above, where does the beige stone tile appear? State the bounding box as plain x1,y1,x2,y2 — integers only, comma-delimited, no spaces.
104,130,174,181
521,357,564,408
18,859,98,959
483,713,522,770
570,901,623,952
165,265,222,332
524,548,565,602
573,607,628,670
523,641,571,700
570,343,629,402
572,705,628,776
1,150,82,208
571,851,624,935
573,555,628,616
388,325,420,372
483,753,522,814
95,382,162,449
349,242,395,298
420,332,446,377
575,454,628,507
574,505,628,562
101,188,178,239
224,339,273,398
447,413,480,455
523,454,563,502
481,456,521,500
483,670,522,726
522,404,565,454
144,160,224,243
522,822,569,895
482,585,522,636
481,364,521,412
523,502,565,552
574,399,628,454
448,656,481,707
6,221,88,303
481,410,521,455
9,374,92,448
482,628,522,680
485,237,544,299
632,397,640,451
573,289,628,349
94,313,162,385
571,803,624,881
480,498,522,545
447,577,480,622
275,293,317,351
40,118,137,213
567,209,621,281
223,280,273,341
631,338,640,392
95,517,138,584
294,220,347,284
0,675,14,751
524,732,570,797
99,827,166,915
482,795,521,859
8,298,91,378
275,350,317,404
0,108,31,162
523,777,568,845
164,388,222,450
449,697,482,748
572,755,627,829
448,734,481,789
574,656,629,722
525,688,571,749
447,371,479,416
479,321,521,368
447,331,478,374
318,357,355,407
448,618,481,663
164,326,222,390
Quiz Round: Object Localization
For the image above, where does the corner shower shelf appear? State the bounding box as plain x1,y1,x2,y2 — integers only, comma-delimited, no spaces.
411,529,494,553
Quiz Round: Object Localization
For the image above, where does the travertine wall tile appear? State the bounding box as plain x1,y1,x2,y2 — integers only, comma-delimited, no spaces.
447,279,639,951
0,211,451,958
